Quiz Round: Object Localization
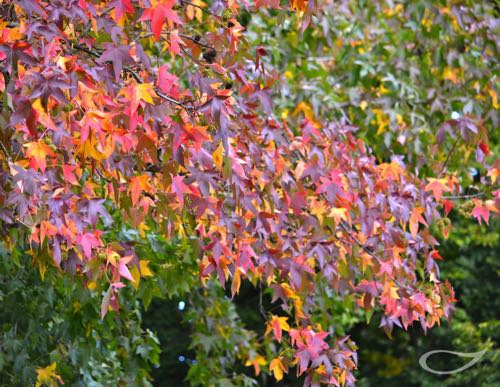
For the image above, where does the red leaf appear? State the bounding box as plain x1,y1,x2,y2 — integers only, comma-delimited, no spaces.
479,142,491,156
140,0,183,41
442,199,454,215
62,165,78,185
157,65,180,97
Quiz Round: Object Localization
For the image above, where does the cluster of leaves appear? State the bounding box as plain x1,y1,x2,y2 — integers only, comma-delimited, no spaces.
0,245,159,386
0,0,497,385
354,217,499,387
252,0,498,168
185,282,262,386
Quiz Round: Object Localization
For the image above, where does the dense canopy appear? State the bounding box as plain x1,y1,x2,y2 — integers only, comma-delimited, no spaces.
0,0,497,385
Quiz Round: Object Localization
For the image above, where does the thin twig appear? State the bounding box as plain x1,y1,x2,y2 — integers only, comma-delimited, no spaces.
0,141,12,162
98,7,114,17
162,31,217,51
124,64,195,109
439,136,460,176
122,65,143,83
179,34,216,50
72,44,196,111
443,192,485,200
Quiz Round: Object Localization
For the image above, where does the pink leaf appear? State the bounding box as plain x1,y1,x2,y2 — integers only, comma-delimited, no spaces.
471,201,490,225
118,256,135,282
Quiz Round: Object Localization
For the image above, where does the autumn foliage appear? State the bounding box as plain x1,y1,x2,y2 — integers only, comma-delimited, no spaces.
0,0,498,385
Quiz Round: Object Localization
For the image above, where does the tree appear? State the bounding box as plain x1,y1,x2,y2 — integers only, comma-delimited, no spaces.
0,0,497,385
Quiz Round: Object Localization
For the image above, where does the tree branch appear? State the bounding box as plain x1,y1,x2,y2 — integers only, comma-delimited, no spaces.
72,44,197,112
439,136,461,176
443,192,485,200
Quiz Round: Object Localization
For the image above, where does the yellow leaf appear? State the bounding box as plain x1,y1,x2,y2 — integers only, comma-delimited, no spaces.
421,18,432,32
32,98,56,129
293,297,305,319
212,141,224,169
396,114,404,125
372,108,389,134
139,260,154,277
339,369,347,386
487,88,498,109
383,282,400,300
310,198,327,223
36,362,61,387
487,167,498,184
293,101,315,121
38,259,46,282
106,250,120,266
378,84,389,95
76,137,104,161
280,283,297,299
245,354,267,375
269,357,285,381
130,265,141,290
442,67,459,84
138,221,150,238
276,316,290,331
329,207,348,225
136,83,155,104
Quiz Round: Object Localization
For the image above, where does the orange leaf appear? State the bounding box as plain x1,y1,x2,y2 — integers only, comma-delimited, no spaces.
25,141,55,172
409,207,427,237
212,141,224,169
128,175,152,206
425,178,451,201
231,269,241,297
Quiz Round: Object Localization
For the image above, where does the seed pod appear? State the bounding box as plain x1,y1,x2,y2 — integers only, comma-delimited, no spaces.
203,48,217,64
